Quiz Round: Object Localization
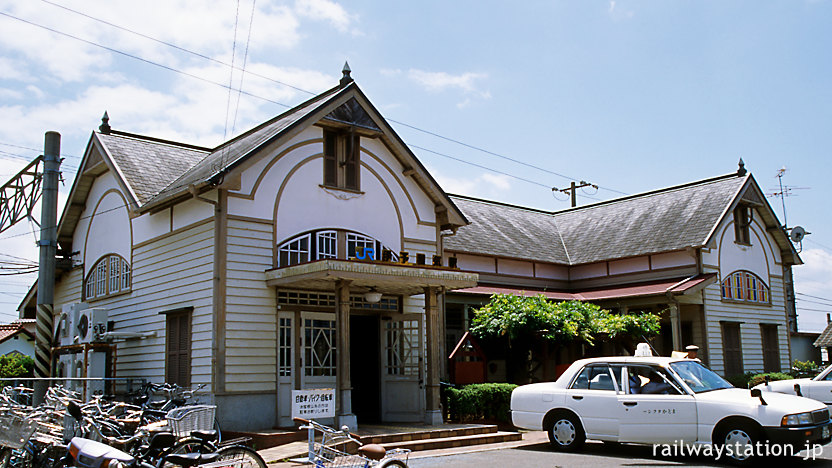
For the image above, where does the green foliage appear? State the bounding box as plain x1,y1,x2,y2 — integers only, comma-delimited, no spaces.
444,383,517,422
0,353,34,378
749,372,794,387
792,359,821,377
469,294,661,346
725,372,756,389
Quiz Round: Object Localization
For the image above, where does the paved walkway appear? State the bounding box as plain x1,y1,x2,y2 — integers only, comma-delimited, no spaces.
259,430,549,466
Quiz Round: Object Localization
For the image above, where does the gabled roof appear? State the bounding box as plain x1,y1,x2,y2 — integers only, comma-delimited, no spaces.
0,321,35,345
57,75,469,249
814,322,832,348
446,170,800,266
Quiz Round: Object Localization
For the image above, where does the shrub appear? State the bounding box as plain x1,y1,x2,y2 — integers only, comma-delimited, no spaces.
725,372,756,389
792,359,821,378
444,383,517,423
0,354,34,379
749,372,793,387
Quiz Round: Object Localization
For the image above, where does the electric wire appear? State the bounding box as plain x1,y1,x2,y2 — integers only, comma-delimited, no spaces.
796,292,832,304
25,2,628,198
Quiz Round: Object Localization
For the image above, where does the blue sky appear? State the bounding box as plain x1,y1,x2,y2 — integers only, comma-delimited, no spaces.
1,0,831,331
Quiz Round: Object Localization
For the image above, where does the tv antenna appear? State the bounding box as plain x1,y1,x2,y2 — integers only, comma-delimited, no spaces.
766,167,810,252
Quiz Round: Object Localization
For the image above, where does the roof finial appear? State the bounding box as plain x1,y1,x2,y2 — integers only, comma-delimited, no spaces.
340,61,353,87
737,158,747,176
99,111,111,134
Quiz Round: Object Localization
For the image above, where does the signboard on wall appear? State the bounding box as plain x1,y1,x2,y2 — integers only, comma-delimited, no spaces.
292,388,335,419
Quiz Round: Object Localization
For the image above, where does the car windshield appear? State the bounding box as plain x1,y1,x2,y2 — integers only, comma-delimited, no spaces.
669,361,733,393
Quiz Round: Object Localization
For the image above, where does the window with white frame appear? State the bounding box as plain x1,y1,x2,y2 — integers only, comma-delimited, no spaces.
316,231,337,259
278,234,311,267
347,232,377,260
85,254,131,300
277,229,395,267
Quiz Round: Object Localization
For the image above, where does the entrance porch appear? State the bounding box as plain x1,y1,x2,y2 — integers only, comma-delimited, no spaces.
265,259,478,429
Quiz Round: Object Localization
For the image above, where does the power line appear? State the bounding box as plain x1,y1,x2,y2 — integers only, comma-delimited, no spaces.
796,292,832,304
1,5,623,205
31,1,627,198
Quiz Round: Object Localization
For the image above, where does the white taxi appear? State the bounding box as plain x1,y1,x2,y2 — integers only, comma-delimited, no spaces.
754,364,832,410
511,354,832,463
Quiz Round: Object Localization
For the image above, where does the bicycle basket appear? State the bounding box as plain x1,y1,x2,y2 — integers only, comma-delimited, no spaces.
0,413,37,449
314,443,370,468
166,405,216,437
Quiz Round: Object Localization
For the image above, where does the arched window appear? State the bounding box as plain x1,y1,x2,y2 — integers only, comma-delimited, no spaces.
277,229,396,267
85,254,131,300
720,270,769,304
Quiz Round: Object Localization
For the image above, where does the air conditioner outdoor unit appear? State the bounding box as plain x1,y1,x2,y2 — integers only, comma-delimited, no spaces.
76,308,108,344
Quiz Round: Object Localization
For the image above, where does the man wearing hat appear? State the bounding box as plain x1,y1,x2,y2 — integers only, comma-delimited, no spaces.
685,345,700,361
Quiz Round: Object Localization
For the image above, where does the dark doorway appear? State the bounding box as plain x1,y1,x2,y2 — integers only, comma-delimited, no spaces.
350,315,380,423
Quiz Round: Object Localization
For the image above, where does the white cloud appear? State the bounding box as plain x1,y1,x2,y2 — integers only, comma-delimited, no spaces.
408,69,486,93
431,168,512,199
607,0,634,20
294,0,356,33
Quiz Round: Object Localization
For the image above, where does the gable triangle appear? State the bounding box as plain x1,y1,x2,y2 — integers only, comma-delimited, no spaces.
323,97,381,131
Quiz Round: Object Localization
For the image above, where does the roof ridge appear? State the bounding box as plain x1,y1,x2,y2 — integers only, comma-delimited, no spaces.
210,83,344,153
105,130,212,152
448,193,555,215
553,172,743,214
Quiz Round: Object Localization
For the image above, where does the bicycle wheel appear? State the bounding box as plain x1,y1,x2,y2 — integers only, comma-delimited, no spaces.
215,446,266,468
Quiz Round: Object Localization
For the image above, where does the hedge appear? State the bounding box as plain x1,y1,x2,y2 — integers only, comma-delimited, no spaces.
444,383,517,423
748,372,793,387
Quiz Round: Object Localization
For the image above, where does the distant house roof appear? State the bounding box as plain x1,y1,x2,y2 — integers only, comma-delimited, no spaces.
814,323,832,348
0,321,35,346
446,171,798,266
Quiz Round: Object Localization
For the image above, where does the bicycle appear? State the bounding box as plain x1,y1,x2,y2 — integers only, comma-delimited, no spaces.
295,418,409,468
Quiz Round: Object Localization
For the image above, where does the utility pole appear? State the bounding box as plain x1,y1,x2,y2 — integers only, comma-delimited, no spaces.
33,131,61,405
553,181,597,207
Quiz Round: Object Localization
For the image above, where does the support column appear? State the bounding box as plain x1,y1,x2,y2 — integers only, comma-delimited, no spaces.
670,302,682,352
424,286,442,425
34,132,61,405
335,280,356,429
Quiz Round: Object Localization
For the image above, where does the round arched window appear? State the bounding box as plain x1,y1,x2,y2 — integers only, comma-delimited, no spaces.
720,270,769,303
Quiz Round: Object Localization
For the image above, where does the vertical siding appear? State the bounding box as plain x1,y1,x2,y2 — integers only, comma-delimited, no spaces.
703,268,790,377
224,218,276,392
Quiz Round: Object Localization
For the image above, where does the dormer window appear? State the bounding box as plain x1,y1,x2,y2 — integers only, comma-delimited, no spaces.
733,205,752,245
323,129,360,191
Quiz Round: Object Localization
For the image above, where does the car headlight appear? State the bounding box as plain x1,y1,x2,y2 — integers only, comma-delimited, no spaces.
781,411,815,426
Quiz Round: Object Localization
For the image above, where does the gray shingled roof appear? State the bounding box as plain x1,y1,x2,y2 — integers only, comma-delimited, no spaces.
445,198,570,263
446,174,747,265
98,133,209,205
147,85,347,205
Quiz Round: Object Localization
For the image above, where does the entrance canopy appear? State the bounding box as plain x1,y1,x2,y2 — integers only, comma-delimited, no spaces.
264,259,479,295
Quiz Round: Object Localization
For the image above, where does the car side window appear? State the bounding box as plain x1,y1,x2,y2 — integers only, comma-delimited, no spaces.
627,365,684,395
570,365,617,391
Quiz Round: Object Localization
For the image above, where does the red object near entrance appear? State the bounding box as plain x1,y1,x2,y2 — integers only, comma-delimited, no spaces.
448,332,486,385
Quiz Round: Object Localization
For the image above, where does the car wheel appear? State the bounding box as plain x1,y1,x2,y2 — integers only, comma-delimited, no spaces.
718,423,760,466
547,413,585,452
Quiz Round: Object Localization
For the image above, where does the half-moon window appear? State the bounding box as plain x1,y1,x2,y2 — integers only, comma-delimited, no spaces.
720,270,769,303
85,254,131,300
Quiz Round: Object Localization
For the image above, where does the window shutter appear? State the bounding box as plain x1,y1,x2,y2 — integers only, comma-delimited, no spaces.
721,322,743,377
323,130,337,186
166,311,191,386
344,133,359,190
761,325,781,372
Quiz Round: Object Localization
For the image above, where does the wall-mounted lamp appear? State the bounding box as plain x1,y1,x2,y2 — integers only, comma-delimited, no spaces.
364,287,382,303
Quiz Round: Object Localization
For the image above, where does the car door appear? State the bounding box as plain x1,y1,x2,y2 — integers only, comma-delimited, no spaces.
806,373,832,407
617,365,697,444
566,364,620,440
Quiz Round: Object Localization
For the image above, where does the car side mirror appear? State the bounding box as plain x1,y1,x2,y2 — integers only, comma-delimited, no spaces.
765,375,771,386
794,383,803,397
750,388,767,406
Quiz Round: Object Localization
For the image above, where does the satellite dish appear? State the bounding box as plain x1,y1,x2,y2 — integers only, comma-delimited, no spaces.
790,226,806,243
